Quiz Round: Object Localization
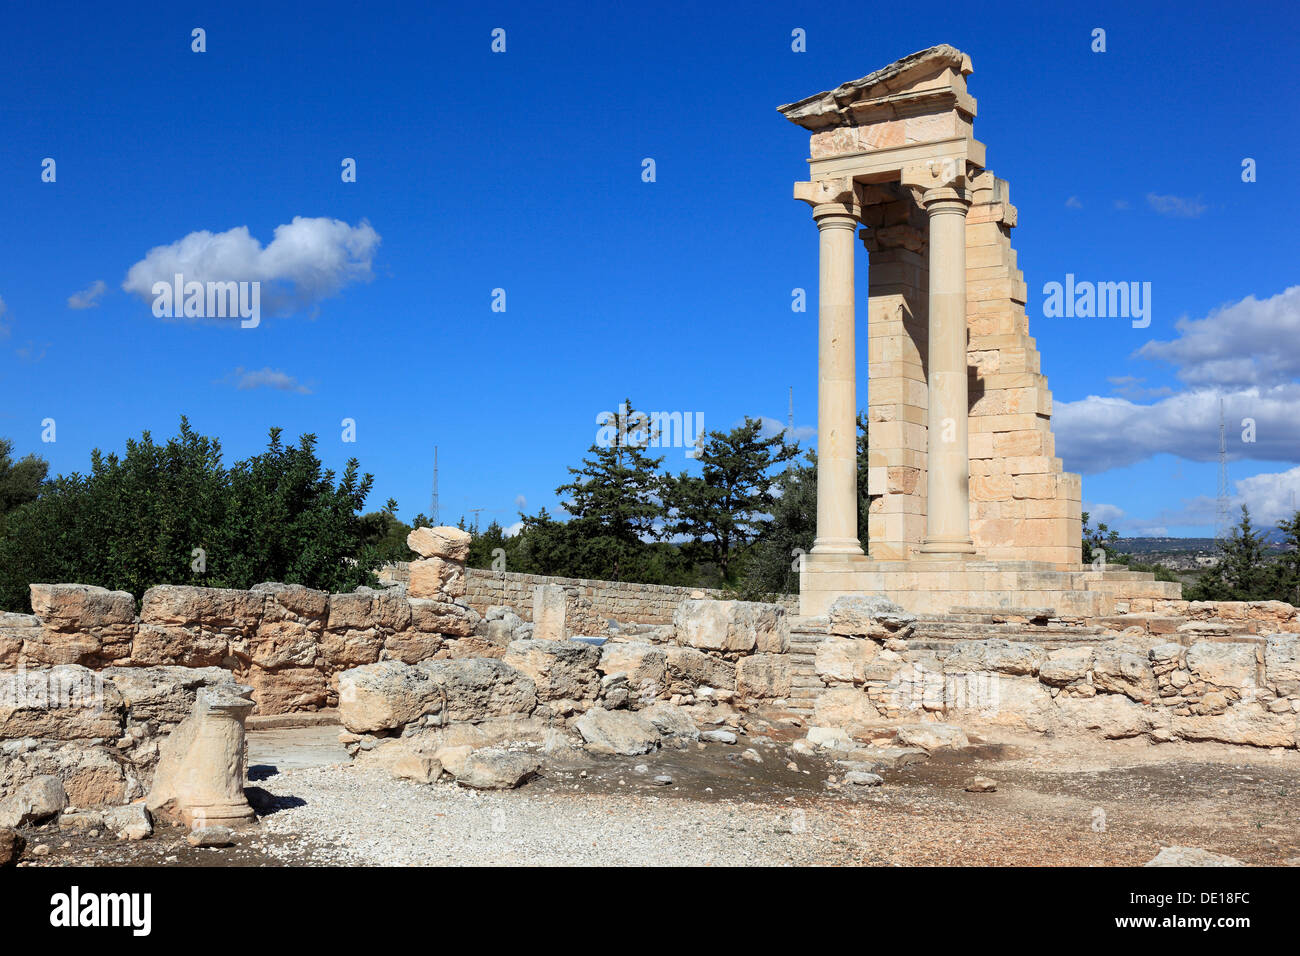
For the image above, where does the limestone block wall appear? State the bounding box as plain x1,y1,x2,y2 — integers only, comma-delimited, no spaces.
380,564,800,632
964,171,1081,566
0,581,483,716
806,599,1300,749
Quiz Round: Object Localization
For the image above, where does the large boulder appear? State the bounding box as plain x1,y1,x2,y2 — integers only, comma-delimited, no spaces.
31,583,135,630
1091,643,1159,702
140,585,264,634
598,642,667,689
0,775,67,828
894,723,969,752
813,686,879,729
828,595,916,639
408,558,466,600
664,646,735,692
416,658,537,722
574,708,661,755
407,526,472,561
640,702,699,741
1056,693,1170,740
337,660,444,733
454,749,540,790
407,599,479,638
0,665,124,740
673,600,789,653
1038,646,1094,687
1172,703,1296,748
504,639,601,704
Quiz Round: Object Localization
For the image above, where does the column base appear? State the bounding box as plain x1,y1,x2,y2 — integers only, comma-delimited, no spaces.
811,537,865,556
918,537,977,556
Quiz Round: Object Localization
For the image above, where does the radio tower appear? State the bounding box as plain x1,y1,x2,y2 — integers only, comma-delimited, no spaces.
1215,399,1230,546
429,446,440,526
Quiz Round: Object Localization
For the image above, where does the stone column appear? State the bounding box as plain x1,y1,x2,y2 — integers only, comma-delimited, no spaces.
797,179,864,556
918,186,976,556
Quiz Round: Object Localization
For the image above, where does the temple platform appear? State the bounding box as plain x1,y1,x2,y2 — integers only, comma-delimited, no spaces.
798,553,1181,618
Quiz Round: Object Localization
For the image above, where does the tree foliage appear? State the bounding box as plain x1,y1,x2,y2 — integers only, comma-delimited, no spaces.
0,419,388,612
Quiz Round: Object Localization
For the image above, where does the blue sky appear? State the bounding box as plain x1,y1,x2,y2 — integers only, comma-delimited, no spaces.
2,0,1297,538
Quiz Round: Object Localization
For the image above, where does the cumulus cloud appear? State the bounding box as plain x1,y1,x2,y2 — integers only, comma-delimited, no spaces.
68,279,107,309
1083,502,1126,524
122,217,380,318
1146,193,1207,218
1065,196,1083,209
221,366,312,394
1136,285,1300,388
504,521,524,537
1106,375,1173,401
1054,385,1300,473
754,415,816,443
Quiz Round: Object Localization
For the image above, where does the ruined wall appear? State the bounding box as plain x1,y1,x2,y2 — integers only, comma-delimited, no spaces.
380,565,800,631
805,597,1300,749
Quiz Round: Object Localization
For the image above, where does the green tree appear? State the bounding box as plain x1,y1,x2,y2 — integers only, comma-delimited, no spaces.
0,438,48,521
0,420,388,611
1188,505,1274,601
664,417,798,582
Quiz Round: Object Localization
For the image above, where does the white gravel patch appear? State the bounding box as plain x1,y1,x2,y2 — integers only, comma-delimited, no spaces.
250,765,829,866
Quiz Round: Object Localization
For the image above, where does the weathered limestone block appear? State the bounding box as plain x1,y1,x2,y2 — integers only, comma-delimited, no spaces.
327,588,411,633
664,645,736,691
0,665,123,739
736,653,793,699
1091,644,1159,702
944,639,1046,676
243,583,328,668
813,686,880,729
409,558,466,599
1185,642,1258,691
132,624,230,667
574,707,660,755
828,595,916,640
673,599,788,653
640,701,700,740
416,658,537,723
504,639,600,705
0,613,40,666
245,666,328,715
1038,646,1093,687
407,526,472,561
1056,694,1171,740
101,665,234,725
1172,703,1296,748
816,636,903,684
382,631,444,664
455,749,539,790
147,683,256,828
895,723,969,752
1265,635,1300,694
532,584,567,640
597,641,668,691
31,583,135,630
0,775,68,828
26,584,136,666
408,599,479,638
319,628,385,668
337,660,443,732
140,585,264,635
950,675,1057,732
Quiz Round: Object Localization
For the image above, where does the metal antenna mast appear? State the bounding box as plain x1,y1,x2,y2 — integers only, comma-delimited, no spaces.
430,446,440,526
1215,398,1230,545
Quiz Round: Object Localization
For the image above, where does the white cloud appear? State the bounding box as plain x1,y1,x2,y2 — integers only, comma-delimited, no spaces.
1234,466,1300,525
1136,285,1300,388
1055,385,1300,473
754,415,816,443
1065,196,1083,209
0,295,8,337
1105,375,1172,400
67,279,107,309
1146,193,1207,218
504,521,524,537
514,494,527,509
1084,502,1125,524
222,366,312,394
122,217,380,317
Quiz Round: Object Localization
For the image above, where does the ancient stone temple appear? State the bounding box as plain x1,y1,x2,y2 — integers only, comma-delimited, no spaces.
781,45,1179,616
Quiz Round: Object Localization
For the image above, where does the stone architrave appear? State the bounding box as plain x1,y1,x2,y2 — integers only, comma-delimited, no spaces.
532,584,566,641
146,683,257,829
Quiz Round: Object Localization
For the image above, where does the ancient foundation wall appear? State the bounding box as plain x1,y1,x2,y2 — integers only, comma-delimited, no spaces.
379,564,800,630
